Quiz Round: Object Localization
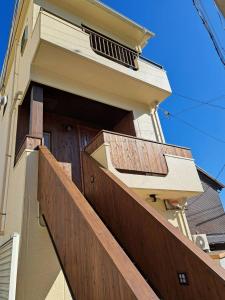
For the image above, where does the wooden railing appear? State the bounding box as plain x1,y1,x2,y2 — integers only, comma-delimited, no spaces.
38,146,158,300
15,135,42,164
83,26,139,70
85,130,192,175
82,152,225,300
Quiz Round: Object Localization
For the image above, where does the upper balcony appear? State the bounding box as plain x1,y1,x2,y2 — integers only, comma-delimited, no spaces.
85,131,203,201
30,9,171,105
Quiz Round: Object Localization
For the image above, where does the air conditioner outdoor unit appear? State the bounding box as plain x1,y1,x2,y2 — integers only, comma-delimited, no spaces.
192,234,210,252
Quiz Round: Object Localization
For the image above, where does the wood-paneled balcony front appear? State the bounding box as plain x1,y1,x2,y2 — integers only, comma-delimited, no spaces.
27,9,171,106
85,131,203,200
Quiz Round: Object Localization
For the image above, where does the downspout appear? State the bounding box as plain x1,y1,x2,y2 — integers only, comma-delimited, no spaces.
180,205,193,240
150,104,165,143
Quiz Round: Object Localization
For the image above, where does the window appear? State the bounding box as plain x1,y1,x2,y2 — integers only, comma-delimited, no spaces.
83,26,139,70
43,132,51,150
21,25,28,54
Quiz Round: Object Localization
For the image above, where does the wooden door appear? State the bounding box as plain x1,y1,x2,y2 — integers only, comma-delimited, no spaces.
43,113,100,191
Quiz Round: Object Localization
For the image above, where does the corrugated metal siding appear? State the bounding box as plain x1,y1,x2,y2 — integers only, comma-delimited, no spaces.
0,234,19,300
186,172,225,241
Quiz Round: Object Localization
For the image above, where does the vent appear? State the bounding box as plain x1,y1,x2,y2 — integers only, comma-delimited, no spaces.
0,234,20,300
83,26,139,70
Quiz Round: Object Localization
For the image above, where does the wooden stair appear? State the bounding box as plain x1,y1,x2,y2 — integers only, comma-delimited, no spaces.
82,152,225,300
37,146,158,300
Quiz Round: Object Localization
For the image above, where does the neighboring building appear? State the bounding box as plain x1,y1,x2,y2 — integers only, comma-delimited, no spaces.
215,0,225,17
0,1,225,299
186,167,225,251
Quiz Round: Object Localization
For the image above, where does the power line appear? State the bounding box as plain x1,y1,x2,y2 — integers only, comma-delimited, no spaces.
193,0,225,67
158,106,225,206
158,106,225,144
172,92,225,115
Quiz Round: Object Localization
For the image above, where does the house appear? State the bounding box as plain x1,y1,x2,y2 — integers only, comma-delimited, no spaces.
186,167,225,251
0,0,225,299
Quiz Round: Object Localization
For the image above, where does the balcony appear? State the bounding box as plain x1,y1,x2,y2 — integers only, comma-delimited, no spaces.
85,131,203,200
30,9,171,105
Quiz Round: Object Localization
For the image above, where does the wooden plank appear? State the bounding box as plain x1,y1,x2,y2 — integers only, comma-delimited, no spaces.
15,135,42,164
58,162,72,179
29,85,43,138
38,146,158,300
82,153,225,300
85,131,192,175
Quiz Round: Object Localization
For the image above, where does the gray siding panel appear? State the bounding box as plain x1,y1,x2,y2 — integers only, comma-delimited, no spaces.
186,171,225,242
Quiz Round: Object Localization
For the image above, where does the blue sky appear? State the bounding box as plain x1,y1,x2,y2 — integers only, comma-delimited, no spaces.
0,1,225,202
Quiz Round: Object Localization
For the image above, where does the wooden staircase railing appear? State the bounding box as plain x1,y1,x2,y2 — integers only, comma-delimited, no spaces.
38,146,158,300
82,152,225,300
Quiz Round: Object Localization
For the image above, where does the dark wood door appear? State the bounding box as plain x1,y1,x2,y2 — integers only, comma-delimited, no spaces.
43,112,100,191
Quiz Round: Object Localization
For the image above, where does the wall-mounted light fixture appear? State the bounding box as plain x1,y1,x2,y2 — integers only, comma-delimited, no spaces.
149,194,157,202
65,124,73,132
177,272,189,285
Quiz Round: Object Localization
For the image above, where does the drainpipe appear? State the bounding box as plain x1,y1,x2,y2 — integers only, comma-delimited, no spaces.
150,103,165,143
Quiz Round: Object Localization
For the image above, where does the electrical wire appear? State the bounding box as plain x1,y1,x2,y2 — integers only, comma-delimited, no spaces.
158,106,225,144
172,92,225,115
193,0,225,67
159,105,225,206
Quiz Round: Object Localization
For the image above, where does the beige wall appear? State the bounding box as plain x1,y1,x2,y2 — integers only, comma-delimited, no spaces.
91,144,203,199
2,150,71,300
33,0,153,50
90,143,202,239
145,198,192,239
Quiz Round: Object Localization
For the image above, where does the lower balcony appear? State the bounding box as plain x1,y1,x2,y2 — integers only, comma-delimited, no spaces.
85,131,203,201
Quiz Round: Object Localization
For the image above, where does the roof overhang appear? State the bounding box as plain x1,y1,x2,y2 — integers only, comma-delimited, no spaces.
47,0,154,50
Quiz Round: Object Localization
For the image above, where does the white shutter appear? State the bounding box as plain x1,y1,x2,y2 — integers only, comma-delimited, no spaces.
0,233,20,300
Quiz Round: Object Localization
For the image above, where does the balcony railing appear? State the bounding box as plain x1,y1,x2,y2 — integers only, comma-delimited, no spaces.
83,26,139,70
85,130,192,176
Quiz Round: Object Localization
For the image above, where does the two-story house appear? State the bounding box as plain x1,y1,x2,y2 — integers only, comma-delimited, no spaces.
0,1,225,299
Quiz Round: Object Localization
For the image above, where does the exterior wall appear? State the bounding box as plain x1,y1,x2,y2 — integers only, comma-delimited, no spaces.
32,60,159,140
91,144,203,199
31,9,170,103
145,198,192,239
186,171,225,246
33,0,152,50
90,143,201,239
0,64,20,233
31,4,166,142
2,150,71,300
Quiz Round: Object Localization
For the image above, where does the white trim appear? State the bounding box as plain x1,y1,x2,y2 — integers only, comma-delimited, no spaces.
8,233,20,300
164,153,195,162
